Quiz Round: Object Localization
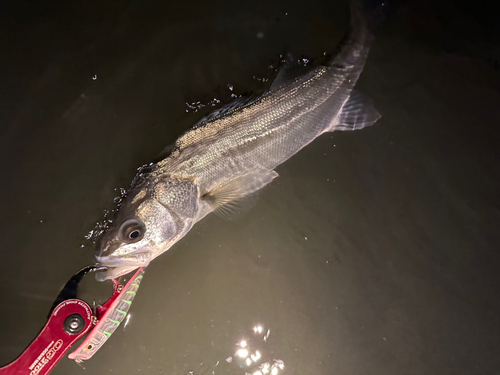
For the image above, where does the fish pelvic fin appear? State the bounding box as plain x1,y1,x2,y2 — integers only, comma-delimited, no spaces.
328,90,380,132
202,169,278,220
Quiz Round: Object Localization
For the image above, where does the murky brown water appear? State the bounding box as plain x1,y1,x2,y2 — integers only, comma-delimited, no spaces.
1,0,499,374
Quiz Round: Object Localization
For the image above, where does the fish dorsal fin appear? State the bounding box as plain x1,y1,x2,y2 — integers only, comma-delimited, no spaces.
202,169,278,220
153,141,177,162
270,53,312,91
333,90,380,131
192,95,260,129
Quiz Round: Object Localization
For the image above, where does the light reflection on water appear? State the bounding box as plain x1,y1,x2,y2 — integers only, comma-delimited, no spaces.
185,324,285,375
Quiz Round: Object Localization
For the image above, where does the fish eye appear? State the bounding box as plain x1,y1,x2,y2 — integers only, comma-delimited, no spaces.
129,230,140,239
120,220,145,243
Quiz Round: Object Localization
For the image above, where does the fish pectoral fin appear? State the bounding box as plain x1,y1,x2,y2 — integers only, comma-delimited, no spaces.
330,90,381,131
202,169,278,220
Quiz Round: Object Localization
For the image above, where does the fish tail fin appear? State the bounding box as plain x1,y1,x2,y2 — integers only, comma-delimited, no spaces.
349,0,387,39
328,0,387,67
360,0,388,29
323,1,385,132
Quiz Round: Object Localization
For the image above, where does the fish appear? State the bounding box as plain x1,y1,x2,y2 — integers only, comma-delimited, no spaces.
95,3,382,280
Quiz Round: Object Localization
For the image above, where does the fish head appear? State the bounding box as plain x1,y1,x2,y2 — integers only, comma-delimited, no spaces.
95,177,199,280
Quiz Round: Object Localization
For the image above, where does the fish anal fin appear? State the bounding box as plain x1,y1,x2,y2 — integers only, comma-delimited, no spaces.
202,170,278,220
330,90,380,131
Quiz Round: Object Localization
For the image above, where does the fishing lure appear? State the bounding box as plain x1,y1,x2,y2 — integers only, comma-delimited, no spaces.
68,267,146,362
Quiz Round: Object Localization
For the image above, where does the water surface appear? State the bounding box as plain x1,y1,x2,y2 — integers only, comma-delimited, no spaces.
1,0,499,374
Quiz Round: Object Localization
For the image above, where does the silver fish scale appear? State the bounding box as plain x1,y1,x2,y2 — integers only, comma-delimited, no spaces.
153,65,360,194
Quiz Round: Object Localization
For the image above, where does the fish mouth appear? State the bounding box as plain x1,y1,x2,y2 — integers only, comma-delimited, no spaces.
94,265,140,281
95,250,152,281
